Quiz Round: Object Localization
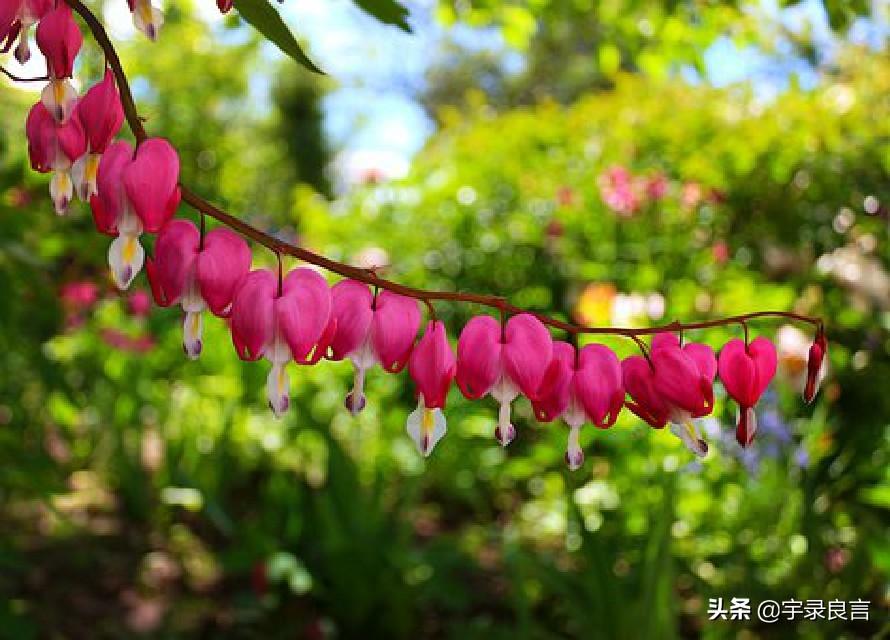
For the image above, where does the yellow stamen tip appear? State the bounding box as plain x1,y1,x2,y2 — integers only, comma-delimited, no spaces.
122,237,136,262
422,409,435,433
86,155,100,181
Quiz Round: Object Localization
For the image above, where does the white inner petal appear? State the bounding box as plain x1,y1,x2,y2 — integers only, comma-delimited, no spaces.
266,332,292,365
181,273,206,314
108,233,145,290
14,27,31,65
50,170,73,216
406,396,447,457
266,362,290,418
563,394,586,429
118,208,143,236
72,153,101,202
349,335,377,370
41,79,78,123
565,424,584,470
345,364,367,415
669,416,708,458
133,0,164,41
182,311,203,360
495,400,516,446
491,373,519,404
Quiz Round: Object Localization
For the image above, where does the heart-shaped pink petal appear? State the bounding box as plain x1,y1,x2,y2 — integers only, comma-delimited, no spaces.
123,137,180,233
622,355,669,428
91,140,134,235
328,280,374,360
196,227,251,317
372,290,420,373
408,320,455,409
532,341,574,422
576,343,623,428
148,219,199,306
278,268,332,363
229,269,276,361
502,313,552,400
76,69,124,154
456,315,502,399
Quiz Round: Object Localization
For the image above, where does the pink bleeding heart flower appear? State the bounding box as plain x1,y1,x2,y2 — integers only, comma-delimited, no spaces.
406,320,455,457
623,333,717,457
71,69,124,201
145,219,251,359
622,355,669,427
35,3,81,78
804,328,827,404
126,0,163,41
36,3,82,124
122,137,180,233
718,336,778,448
327,279,420,415
90,139,132,236
2,0,53,66
90,138,180,290
533,341,624,470
230,267,333,417
216,0,233,13
456,313,552,447
26,100,86,215
0,0,22,50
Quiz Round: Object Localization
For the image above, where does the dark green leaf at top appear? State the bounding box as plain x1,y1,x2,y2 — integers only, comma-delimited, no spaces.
234,0,325,74
352,0,412,32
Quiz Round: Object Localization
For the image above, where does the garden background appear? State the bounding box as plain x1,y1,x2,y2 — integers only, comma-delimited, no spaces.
0,0,888,637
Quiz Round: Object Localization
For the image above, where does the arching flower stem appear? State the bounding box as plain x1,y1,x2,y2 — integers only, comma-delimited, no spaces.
0,66,49,82
63,0,823,342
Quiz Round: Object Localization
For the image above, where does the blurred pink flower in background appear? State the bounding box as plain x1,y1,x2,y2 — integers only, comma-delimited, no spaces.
60,280,99,309
546,219,565,238
60,279,100,329
681,181,703,210
352,246,390,270
712,240,729,264
127,289,152,317
598,166,641,217
8,186,33,208
556,185,575,208
360,167,384,185
100,328,156,353
825,547,849,574
122,590,166,633
644,172,669,200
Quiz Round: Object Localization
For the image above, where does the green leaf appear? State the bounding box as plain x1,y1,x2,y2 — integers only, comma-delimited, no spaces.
234,0,325,74
351,0,412,32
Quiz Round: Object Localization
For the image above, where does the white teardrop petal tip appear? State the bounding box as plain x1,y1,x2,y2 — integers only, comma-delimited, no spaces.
406,400,446,457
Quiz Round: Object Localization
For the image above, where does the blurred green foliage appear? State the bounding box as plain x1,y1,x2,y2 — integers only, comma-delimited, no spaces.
424,0,882,115
0,2,888,639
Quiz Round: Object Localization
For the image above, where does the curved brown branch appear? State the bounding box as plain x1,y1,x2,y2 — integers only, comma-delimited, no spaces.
65,0,147,143
63,0,823,340
1,66,49,82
